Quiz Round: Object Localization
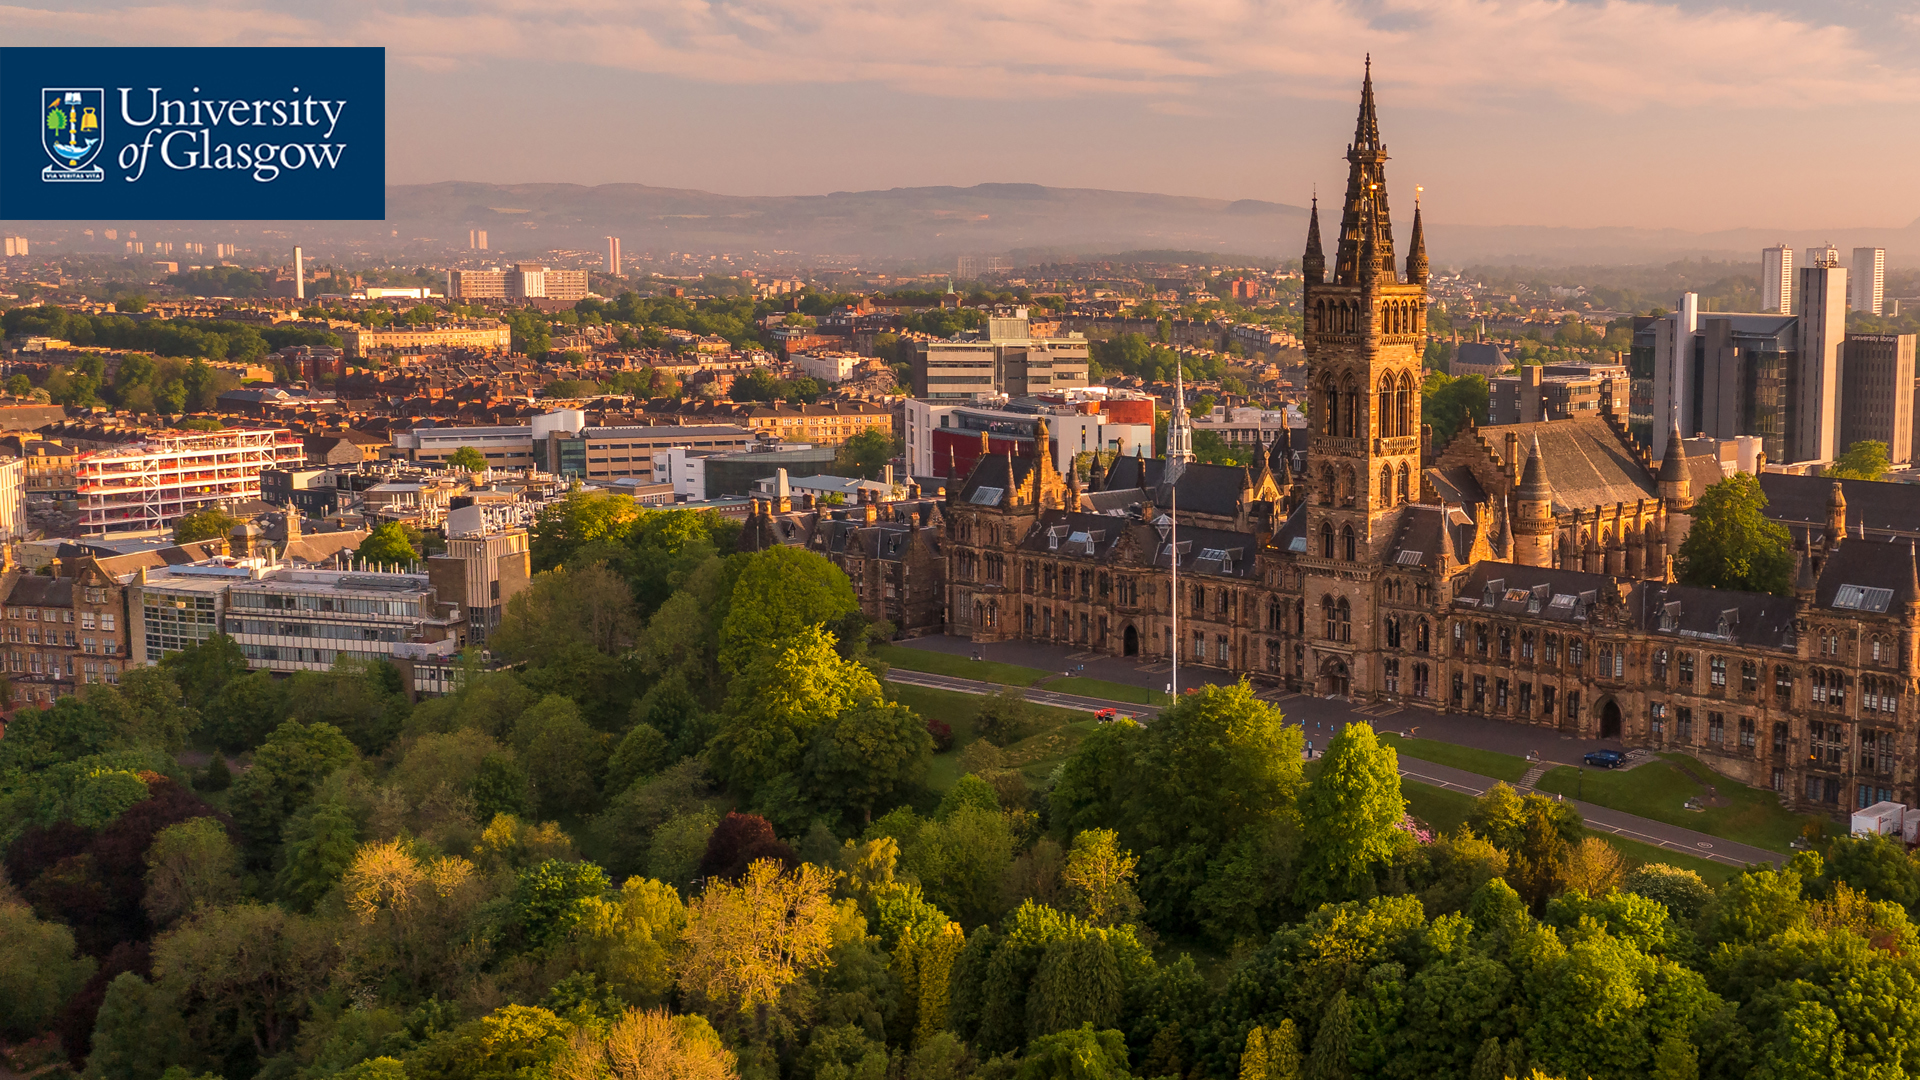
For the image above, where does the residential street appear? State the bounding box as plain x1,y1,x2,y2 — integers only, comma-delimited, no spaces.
887,638,1783,869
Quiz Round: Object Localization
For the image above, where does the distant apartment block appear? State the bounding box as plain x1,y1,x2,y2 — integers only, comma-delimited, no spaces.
1851,247,1886,316
76,428,304,536
607,237,621,275
469,229,488,250
338,320,513,358
1840,333,1916,465
957,255,1013,278
1762,245,1793,314
447,264,588,301
1797,257,1848,463
2,236,26,257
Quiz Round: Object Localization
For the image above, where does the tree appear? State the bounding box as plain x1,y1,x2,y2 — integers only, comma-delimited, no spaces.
795,701,933,826
226,720,358,851
0,896,96,1039
531,485,639,572
1061,829,1143,928
697,812,797,884
514,858,613,948
1242,1021,1302,1080
276,800,361,910
157,633,247,707
1016,1024,1132,1080
407,1005,574,1080
1676,473,1794,596
678,859,837,1021
717,547,859,675
1622,863,1712,923
171,509,236,544
447,446,489,473
1294,721,1404,906
1828,440,1889,481
150,902,334,1058
513,694,610,817
835,429,898,481
550,1008,736,1080
82,973,188,1080
357,521,419,567
1307,989,1352,1080
1563,836,1629,898
142,817,241,928
1422,371,1488,445
712,626,883,798
607,722,675,795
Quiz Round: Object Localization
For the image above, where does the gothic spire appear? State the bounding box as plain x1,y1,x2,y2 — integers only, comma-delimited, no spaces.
1407,189,1429,286
1166,358,1195,465
1303,195,1325,285
1333,58,1395,286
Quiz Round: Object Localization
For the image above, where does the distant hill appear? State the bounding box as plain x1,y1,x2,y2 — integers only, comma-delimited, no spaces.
8,180,1919,267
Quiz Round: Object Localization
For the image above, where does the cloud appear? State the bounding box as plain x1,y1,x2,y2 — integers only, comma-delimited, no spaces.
4,0,1917,109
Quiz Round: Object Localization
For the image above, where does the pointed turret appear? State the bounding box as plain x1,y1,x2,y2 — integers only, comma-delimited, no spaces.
1794,535,1817,601
1826,480,1847,547
1088,451,1106,492
1354,53,1380,148
1166,359,1194,464
1903,539,1920,609
1492,494,1512,559
1517,434,1552,503
1406,191,1429,286
1333,57,1396,286
1657,419,1691,512
1513,435,1554,568
1303,196,1326,285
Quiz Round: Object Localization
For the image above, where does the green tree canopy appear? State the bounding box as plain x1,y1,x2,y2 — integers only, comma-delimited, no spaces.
717,546,859,675
1675,473,1794,596
1294,721,1405,906
1828,440,1890,481
446,446,488,473
357,522,420,567
172,509,237,544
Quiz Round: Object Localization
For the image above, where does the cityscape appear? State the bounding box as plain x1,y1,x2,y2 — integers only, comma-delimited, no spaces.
5,25,1920,1080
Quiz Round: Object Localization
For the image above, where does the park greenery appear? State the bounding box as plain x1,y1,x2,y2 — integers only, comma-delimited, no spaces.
6,489,1920,1080
1676,475,1795,597
1826,441,1890,483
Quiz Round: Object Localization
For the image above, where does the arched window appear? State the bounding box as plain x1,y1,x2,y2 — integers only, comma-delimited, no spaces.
1396,462,1410,502
1386,616,1401,647
1295,599,1306,634
1341,466,1356,506
1267,598,1283,631
1337,598,1352,642
1321,522,1335,558
1323,380,1339,435
1343,524,1356,561
1379,374,1395,436
1341,375,1358,437
1380,465,1393,503
1321,463,1337,501
1322,595,1337,638
1396,372,1414,436
1416,618,1430,653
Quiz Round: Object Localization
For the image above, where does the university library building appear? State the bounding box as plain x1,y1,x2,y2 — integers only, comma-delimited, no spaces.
936,71,1920,818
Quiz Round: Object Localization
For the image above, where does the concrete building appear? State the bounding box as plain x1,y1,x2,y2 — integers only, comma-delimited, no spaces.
428,506,531,643
3,236,27,257
225,568,463,673
607,237,621,276
793,352,865,384
1488,363,1629,425
75,428,304,536
130,564,247,663
552,424,756,482
1763,245,1794,315
1852,247,1887,316
1796,256,1848,464
1840,334,1917,465
446,265,589,302
469,229,488,250
907,398,1154,480
912,309,1091,401
652,442,837,499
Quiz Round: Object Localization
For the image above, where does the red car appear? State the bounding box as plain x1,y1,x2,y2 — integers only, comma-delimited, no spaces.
1095,708,1126,723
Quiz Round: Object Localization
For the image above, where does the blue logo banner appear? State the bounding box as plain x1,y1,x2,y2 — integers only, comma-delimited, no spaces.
1,46,385,220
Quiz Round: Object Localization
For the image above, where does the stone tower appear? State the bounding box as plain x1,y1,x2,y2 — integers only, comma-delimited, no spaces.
1513,434,1555,567
1301,57,1428,553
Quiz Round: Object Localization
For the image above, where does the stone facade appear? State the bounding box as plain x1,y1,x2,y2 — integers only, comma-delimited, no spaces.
931,67,1920,817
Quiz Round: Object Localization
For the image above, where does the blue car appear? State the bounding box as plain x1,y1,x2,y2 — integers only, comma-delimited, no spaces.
1583,749,1626,769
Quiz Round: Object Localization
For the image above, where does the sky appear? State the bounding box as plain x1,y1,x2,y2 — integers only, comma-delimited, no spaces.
6,0,1919,232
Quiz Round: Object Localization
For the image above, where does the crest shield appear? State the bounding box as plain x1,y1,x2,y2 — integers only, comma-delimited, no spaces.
42,87,105,182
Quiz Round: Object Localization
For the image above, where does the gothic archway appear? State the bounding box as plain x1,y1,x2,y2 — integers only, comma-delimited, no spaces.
1123,624,1139,657
1599,698,1623,740
1317,654,1351,697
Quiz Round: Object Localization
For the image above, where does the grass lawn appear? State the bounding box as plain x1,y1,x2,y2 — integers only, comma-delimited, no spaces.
874,645,1051,688
1043,675,1166,707
1534,753,1820,854
1387,736,1532,783
1601,834,1741,886
891,681,1084,793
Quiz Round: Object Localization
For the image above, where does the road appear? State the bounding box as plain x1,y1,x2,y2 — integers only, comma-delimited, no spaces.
886,668,1782,869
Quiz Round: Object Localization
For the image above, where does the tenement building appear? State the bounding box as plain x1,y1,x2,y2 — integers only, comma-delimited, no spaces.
935,64,1920,816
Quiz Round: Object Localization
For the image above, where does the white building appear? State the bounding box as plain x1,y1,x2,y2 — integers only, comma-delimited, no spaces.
225,568,462,674
794,352,865,384
1762,245,1793,315
1851,247,1886,316
1796,257,1848,464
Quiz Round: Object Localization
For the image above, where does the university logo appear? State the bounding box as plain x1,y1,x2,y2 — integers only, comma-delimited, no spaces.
42,87,105,182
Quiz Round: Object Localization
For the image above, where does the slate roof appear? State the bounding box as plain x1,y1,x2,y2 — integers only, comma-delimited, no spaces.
1429,465,1487,506
7,575,73,607
1146,520,1257,578
957,452,1039,508
1454,564,1609,623
1636,581,1798,649
1811,537,1920,613
1485,418,1656,513
1018,510,1130,561
1760,474,1920,541
1386,504,1469,569
1101,455,1250,518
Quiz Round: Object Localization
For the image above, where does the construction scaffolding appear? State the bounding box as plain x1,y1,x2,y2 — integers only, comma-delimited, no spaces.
76,428,305,536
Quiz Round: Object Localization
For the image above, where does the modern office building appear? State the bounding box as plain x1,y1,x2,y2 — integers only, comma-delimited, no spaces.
225,568,462,673
1840,333,1916,465
1796,256,1848,464
446,265,589,301
1488,363,1629,425
428,506,531,643
131,564,248,662
606,237,621,275
75,428,304,536
1851,247,1886,316
1762,245,1793,315
1638,299,1800,466
550,424,756,482
912,309,1091,401
905,396,1154,479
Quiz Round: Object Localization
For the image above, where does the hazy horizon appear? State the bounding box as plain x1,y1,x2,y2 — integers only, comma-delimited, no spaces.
6,0,1920,234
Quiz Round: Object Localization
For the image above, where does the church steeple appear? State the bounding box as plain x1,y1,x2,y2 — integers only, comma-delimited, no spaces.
1406,190,1429,286
1303,195,1325,284
1166,357,1195,465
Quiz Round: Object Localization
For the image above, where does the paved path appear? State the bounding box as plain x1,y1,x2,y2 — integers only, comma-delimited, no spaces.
886,663,1782,870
